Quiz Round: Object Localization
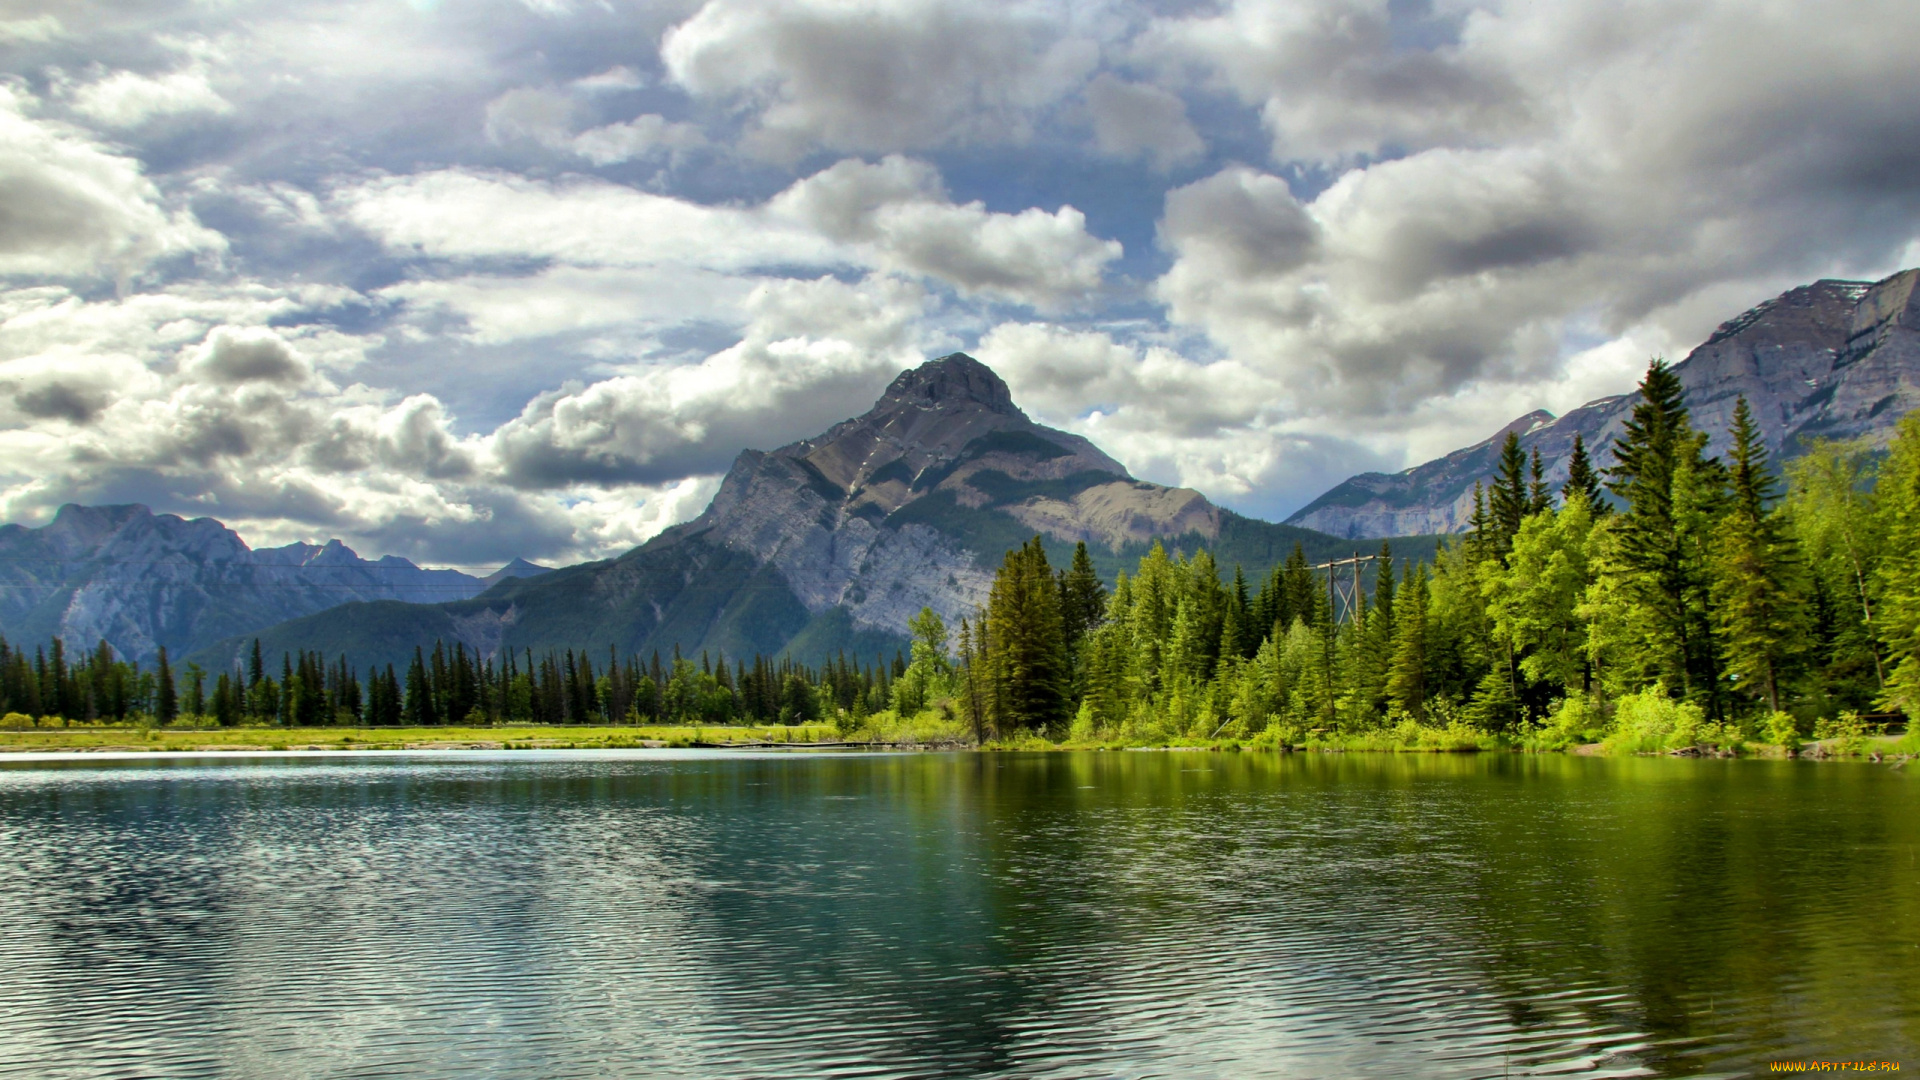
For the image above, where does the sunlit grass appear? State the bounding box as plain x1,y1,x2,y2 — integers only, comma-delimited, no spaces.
0,722,840,753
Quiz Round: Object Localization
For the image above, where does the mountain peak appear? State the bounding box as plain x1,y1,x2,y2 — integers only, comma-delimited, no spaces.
877,353,1019,417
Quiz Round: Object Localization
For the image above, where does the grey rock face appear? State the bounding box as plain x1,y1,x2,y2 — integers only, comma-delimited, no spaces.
0,504,494,664
1288,270,1920,538
652,352,1220,635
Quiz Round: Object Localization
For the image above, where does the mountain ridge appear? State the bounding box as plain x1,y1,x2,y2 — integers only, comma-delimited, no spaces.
1287,269,1920,537
0,504,547,665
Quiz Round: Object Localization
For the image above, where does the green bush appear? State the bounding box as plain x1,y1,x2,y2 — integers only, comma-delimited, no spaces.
1761,711,1802,748
1601,686,1740,754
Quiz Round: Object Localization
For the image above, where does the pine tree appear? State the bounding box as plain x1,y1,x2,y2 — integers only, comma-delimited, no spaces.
1604,358,1729,712
1386,564,1429,719
1711,397,1806,713
984,537,1070,736
1528,447,1551,515
1059,541,1107,650
1489,432,1531,555
1467,482,1493,563
1563,432,1606,510
155,646,177,725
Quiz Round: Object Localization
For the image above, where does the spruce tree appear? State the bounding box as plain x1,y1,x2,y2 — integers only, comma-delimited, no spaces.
1386,564,1429,720
1467,482,1492,563
1604,358,1729,712
155,646,177,725
1528,447,1551,515
985,537,1070,735
1711,397,1805,713
1059,541,1107,651
1563,432,1606,510
1488,432,1530,554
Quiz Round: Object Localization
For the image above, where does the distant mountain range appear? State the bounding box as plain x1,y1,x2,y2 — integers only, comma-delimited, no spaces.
0,504,548,665
1286,267,1920,537
207,353,1426,675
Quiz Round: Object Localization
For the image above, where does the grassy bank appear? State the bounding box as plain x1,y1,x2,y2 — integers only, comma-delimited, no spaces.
0,722,842,753
3,713,1911,759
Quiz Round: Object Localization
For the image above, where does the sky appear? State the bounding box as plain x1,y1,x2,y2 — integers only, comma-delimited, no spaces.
3,0,1919,569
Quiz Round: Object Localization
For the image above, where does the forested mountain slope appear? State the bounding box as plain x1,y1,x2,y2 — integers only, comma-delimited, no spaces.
1288,267,1920,537
206,354,1435,676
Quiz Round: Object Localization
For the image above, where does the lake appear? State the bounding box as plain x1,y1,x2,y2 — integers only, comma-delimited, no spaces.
0,750,1913,1078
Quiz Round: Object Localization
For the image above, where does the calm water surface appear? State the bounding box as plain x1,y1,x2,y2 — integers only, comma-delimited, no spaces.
0,750,1913,1079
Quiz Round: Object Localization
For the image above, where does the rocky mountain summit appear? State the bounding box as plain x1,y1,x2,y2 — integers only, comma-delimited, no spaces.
225,354,1370,673
1287,267,1920,537
0,504,543,664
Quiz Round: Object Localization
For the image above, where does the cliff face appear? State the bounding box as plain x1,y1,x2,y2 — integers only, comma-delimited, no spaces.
220,353,1365,674
0,505,526,664
1287,269,1920,538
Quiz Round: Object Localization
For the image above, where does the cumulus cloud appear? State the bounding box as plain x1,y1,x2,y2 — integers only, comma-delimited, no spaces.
569,115,707,166
771,156,1120,307
188,327,313,385
69,63,234,128
974,322,1389,513
489,274,928,487
335,168,831,271
378,265,757,345
1145,0,1532,165
1140,0,1920,446
661,0,1099,159
1086,74,1204,170
343,156,1118,309
0,87,223,280
485,81,706,166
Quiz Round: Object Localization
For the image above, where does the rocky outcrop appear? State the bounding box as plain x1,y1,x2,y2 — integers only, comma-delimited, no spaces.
660,352,1142,635
1288,270,1920,538
0,504,500,664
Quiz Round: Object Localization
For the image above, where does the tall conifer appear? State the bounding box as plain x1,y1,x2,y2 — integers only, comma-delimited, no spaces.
1711,396,1805,712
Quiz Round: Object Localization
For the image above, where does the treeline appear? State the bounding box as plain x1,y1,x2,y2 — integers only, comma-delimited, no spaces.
954,359,1920,743
0,631,911,728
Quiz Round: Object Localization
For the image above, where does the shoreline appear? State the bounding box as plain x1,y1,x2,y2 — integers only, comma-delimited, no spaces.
1,726,1910,762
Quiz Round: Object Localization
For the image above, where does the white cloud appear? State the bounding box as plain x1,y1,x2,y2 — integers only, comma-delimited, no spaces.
570,115,707,166
378,265,757,345
488,274,928,487
0,15,61,43
661,0,1099,159
69,63,234,128
337,168,830,270
975,321,1388,513
0,87,224,281
1145,0,1532,166
1140,0,1920,457
769,155,1120,308
343,156,1119,309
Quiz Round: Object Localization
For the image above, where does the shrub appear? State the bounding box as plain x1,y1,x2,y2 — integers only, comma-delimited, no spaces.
1813,712,1872,756
1761,711,1802,748
1602,686,1726,754
1,712,32,730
